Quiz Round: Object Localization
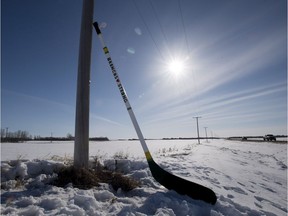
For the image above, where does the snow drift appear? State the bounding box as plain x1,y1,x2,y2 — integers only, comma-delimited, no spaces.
1,139,287,215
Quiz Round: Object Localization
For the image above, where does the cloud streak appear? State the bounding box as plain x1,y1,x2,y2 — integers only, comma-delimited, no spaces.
141,81,286,127
90,113,126,127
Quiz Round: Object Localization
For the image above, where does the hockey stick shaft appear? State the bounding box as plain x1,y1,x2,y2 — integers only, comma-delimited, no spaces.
93,22,152,161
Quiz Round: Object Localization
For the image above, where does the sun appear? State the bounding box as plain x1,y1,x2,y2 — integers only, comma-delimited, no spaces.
167,58,185,78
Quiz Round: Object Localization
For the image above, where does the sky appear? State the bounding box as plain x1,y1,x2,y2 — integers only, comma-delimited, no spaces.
1,0,287,139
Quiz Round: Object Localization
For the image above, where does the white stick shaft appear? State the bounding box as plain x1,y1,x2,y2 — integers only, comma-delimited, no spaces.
94,23,149,154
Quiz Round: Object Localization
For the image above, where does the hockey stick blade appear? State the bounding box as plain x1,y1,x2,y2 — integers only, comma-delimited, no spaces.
148,159,217,204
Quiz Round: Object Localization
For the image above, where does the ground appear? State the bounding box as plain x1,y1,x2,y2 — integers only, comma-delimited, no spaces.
1,139,287,215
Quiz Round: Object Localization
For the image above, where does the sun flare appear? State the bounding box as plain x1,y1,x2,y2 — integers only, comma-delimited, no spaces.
167,58,185,78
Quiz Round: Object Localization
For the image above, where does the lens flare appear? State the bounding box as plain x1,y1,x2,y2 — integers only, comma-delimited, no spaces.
167,59,185,77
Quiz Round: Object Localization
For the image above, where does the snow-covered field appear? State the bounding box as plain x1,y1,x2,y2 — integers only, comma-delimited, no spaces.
1,139,287,215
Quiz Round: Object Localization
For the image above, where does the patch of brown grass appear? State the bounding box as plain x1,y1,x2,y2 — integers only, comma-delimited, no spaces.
53,166,140,192
53,167,100,189
110,173,140,191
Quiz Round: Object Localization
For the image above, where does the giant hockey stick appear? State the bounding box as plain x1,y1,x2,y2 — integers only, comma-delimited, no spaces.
93,22,217,205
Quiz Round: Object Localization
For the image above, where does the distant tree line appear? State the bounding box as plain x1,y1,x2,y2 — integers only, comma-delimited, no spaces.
1,129,109,143
89,137,109,141
162,137,220,140
1,129,32,142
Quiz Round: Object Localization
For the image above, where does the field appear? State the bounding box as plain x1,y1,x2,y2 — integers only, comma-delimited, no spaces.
1,139,287,215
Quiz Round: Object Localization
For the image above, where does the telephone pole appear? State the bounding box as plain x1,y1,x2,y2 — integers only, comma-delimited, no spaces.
74,0,94,168
193,117,201,144
204,127,208,142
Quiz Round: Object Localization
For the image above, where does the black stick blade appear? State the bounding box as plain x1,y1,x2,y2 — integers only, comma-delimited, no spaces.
148,159,217,205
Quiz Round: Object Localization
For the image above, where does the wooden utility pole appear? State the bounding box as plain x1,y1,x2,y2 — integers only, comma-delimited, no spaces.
193,117,201,144
74,0,94,168
204,127,208,142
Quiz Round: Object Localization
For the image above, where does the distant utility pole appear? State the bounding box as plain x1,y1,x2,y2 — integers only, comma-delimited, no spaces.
204,127,208,142
74,0,94,169
193,117,201,144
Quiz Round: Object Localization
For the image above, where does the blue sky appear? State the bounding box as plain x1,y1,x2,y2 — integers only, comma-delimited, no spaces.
2,0,287,139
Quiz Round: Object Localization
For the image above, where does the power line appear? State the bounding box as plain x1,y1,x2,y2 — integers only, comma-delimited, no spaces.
177,0,201,116
132,0,191,61
148,0,170,50
131,0,165,60
177,0,190,55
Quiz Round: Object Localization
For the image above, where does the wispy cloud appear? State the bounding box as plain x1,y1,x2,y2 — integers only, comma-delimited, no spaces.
2,89,74,112
141,81,286,127
90,113,125,127
198,82,286,113
2,89,126,135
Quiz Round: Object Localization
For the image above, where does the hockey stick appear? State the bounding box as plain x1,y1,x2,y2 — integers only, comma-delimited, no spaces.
93,22,217,205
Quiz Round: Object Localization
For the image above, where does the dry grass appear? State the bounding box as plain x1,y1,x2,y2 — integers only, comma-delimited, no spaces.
53,165,140,192
53,167,100,189
110,173,140,191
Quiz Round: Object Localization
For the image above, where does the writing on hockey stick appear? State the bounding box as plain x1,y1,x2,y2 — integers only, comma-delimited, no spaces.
107,57,128,103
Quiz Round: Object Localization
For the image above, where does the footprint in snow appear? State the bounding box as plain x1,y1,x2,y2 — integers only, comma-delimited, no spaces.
227,194,234,199
237,182,245,187
277,161,287,170
259,183,276,193
275,181,282,186
254,202,262,208
254,196,287,213
223,186,248,195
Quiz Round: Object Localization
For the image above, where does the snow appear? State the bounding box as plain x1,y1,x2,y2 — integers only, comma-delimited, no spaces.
1,139,287,215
